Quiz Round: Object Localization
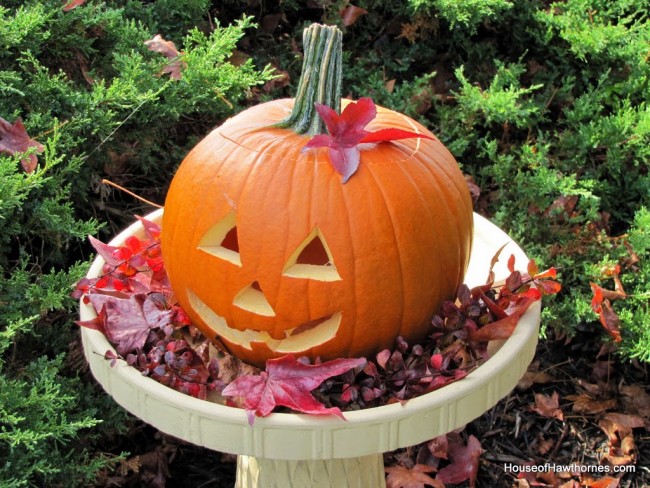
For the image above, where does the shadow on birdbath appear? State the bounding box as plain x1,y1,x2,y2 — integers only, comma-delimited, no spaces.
79,208,541,488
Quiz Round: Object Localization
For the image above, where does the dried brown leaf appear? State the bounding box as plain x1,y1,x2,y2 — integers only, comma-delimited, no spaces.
340,5,368,27
585,476,620,488
229,49,251,67
590,284,622,343
63,0,85,11
513,462,560,487
144,34,185,80
160,60,185,81
591,360,615,382
464,174,481,207
598,412,645,444
263,65,290,93
70,48,95,86
619,385,650,419
544,195,579,221
529,391,564,420
533,432,555,455
517,361,555,390
117,455,141,476
603,436,636,466
559,482,581,488
436,435,482,488
565,394,617,415
261,13,282,33
215,353,259,385
144,34,179,59
427,435,448,459
137,448,170,488
399,23,419,44
576,379,607,397
385,464,441,488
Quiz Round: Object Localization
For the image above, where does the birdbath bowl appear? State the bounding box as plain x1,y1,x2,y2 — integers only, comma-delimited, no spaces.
80,209,541,488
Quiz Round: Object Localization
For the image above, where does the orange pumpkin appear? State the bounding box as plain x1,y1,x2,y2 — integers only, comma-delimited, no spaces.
162,25,473,367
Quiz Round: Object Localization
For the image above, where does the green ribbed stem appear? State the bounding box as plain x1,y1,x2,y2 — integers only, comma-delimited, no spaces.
276,24,342,135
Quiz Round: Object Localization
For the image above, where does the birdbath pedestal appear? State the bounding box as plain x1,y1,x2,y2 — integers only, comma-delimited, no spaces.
80,209,541,488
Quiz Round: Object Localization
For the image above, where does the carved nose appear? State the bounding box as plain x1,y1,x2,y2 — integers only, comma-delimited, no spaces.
233,281,275,317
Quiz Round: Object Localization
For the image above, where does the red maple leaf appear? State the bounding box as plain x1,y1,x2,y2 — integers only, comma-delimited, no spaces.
436,435,483,487
222,354,366,424
0,117,44,173
303,97,434,183
384,464,442,488
144,34,186,80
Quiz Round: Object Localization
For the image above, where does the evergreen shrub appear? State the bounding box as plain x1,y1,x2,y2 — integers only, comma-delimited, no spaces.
0,1,272,485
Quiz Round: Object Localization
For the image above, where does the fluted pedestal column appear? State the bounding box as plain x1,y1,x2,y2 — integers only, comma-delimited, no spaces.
236,454,386,488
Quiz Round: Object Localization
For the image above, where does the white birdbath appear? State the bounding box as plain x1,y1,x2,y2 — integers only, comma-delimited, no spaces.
80,209,540,488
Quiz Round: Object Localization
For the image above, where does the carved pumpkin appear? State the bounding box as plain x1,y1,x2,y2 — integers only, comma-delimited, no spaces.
162,25,473,367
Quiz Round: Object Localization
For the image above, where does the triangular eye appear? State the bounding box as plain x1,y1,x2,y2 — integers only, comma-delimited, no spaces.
283,227,341,282
197,210,241,266
295,234,330,265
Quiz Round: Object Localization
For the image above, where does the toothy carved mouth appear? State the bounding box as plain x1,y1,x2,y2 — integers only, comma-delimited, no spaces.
187,290,341,353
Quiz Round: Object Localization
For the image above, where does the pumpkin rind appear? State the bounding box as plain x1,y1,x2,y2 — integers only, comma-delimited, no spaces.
162,98,473,366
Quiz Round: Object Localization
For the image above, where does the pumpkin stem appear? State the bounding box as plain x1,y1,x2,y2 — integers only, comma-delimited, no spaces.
276,24,342,135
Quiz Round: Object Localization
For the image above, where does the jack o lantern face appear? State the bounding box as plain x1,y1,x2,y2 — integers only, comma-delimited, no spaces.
186,210,344,355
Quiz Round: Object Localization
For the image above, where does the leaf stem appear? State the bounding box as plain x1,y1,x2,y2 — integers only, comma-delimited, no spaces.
276,24,342,135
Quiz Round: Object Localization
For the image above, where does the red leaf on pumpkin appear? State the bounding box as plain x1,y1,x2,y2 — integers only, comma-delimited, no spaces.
222,354,365,424
384,464,442,488
436,435,483,487
0,117,44,173
303,97,433,183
